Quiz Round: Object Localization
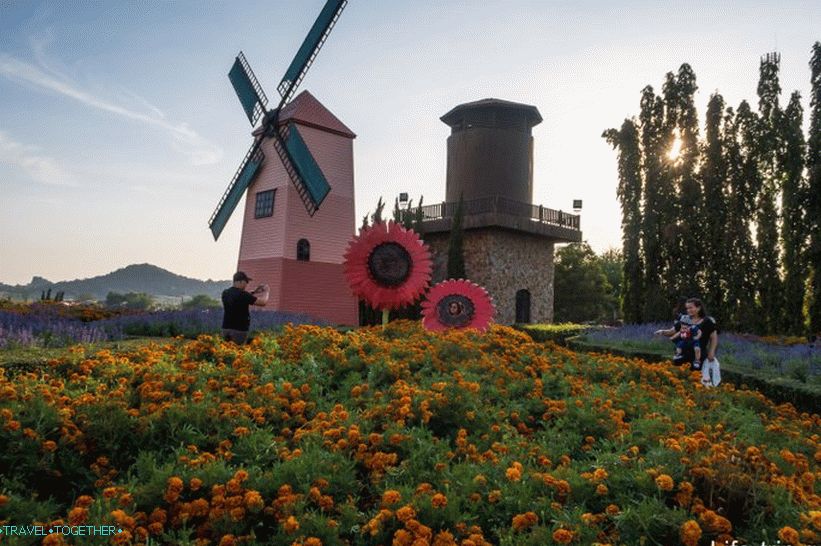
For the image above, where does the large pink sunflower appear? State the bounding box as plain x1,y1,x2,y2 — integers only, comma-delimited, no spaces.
421,279,495,332
344,221,432,311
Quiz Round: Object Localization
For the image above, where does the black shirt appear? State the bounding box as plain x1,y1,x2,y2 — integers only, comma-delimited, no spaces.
221,287,257,331
694,316,718,354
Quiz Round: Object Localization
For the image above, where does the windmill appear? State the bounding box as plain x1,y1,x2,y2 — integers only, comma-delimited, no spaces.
209,0,348,240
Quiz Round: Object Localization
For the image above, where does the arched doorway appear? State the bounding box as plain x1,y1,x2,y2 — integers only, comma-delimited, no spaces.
297,239,310,261
515,289,531,323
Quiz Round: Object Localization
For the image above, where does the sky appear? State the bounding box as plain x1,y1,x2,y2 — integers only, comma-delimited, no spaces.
0,0,819,285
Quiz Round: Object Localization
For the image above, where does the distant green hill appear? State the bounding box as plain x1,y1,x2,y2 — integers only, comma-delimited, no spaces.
0,264,231,302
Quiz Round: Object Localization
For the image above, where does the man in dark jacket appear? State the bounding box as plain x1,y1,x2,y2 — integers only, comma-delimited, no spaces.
221,271,269,344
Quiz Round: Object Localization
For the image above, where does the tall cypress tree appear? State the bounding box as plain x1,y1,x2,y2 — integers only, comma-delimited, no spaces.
675,64,703,297
701,93,728,321
660,72,684,299
808,42,821,334
447,194,466,279
755,53,784,333
603,119,644,323
780,91,808,334
736,101,765,331
639,86,670,320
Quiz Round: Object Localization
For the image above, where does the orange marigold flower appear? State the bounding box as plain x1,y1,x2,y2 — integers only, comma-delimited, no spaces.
596,484,608,495
75,495,94,507
488,490,502,503
680,520,702,546
382,490,402,506
283,515,300,533
778,526,800,545
190,478,203,491
431,493,448,508
512,512,539,531
432,530,456,546
167,476,184,490
218,535,237,546
43,440,58,452
505,467,522,481
304,539,323,546
552,528,574,543
244,490,264,511
592,468,608,482
605,504,620,516
396,505,417,522
655,474,674,491
0,494,8,506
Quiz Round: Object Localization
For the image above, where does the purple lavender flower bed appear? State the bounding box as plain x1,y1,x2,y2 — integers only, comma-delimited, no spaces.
585,322,821,381
0,308,325,349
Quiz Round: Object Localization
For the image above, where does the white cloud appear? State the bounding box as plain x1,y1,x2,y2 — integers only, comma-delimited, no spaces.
0,54,223,166
0,130,77,186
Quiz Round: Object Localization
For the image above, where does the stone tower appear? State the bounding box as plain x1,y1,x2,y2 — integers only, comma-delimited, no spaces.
410,98,581,324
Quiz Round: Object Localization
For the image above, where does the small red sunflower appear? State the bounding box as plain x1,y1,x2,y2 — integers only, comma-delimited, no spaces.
344,221,432,311
421,279,495,332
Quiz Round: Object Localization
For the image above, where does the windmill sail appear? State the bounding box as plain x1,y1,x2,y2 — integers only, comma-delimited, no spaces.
277,0,347,104
229,52,269,126
270,123,331,216
209,140,265,240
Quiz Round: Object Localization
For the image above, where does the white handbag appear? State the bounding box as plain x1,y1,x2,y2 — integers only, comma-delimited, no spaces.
701,358,721,387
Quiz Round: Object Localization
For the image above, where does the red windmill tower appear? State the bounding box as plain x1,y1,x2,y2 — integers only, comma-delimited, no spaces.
208,1,357,325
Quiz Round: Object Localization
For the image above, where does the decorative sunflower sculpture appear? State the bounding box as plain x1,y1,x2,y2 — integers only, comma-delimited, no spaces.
344,221,432,324
421,279,495,332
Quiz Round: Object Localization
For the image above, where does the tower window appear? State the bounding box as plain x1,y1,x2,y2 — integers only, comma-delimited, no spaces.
255,189,275,218
297,239,310,261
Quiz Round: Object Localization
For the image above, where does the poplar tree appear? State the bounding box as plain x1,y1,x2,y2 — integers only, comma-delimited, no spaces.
661,72,684,298
755,53,784,333
701,93,728,320
780,91,808,334
808,42,821,334
735,101,765,331
603,119,643,323
674,64,703,297
639,86,670,320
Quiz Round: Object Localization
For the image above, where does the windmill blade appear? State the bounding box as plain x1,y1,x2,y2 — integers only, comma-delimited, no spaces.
277,0,347,105
209,139,266,240
271,123,331,216
228,51,269,126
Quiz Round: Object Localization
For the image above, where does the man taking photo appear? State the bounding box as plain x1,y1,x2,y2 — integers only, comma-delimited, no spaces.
221,271,269,344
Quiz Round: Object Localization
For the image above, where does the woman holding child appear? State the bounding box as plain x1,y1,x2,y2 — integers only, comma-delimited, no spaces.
654,298,720,387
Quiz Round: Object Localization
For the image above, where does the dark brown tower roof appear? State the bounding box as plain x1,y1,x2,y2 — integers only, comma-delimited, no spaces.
440,98,543,129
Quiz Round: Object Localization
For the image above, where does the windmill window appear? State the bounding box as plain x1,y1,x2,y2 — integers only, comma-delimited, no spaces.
297,239,310,261
254,189,275,218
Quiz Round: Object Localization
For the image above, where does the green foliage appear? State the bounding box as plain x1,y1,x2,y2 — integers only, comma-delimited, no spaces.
553,243,612,323
807,42,821,333
515,323,594,345
602,118,642,323
780,92,809,334
105,291,155,310
182,294,221,309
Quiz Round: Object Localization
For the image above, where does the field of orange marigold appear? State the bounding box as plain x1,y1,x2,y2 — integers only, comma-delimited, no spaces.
0,321,818,545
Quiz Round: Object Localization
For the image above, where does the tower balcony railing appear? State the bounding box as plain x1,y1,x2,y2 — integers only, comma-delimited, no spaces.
399,195,580,231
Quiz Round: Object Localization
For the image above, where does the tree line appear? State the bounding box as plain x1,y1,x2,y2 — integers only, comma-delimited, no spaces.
603,43,821,335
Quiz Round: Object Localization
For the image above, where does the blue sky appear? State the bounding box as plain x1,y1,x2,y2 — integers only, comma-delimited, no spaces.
1,0,819,285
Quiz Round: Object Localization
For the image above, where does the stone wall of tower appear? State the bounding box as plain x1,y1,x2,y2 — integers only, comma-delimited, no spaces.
422,228,555,325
